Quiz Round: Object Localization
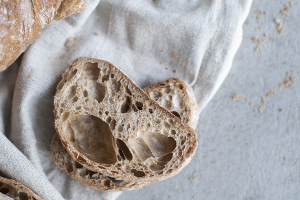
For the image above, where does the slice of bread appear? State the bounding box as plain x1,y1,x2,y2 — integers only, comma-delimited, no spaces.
51,77,199,191
51,134,150,191
144,78,199,130
54,57,198,182
0,176,41,200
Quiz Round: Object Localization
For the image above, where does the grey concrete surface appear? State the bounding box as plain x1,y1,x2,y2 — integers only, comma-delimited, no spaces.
118,1,300,200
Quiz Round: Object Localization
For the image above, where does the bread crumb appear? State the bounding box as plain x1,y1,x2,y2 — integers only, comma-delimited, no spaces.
259,105,265,113
210,187,213,190
228,160,231,163
249,101,252,106
256,15,260,20
60,54,66,59
291,77,296,82
232,93,245,101
28,74,32,79
193,196,196,199
252,176,256,179
275,18,281,24
254,109,258,112
198,159,201,163
65,37,75,49
234,126,237,129
94,32,99,35
189,176,198,181
279,108,283,112
60,170,64,174
165,67,168,70
74,37,78,41
173,70,178,73
261,96,266,104
172,52,179,58
160,50,164,53
160,62,162,65
284,156,287,161
168,196,171,198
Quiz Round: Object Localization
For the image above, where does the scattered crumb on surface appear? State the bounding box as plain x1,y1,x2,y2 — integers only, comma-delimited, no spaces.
60,54,66,59
259,105,265,113
249,101,252,106
173,70,178,73
94,32,99,35
279,108,283,112
252,176,256,179
28,74,32,79
210,187,213,190
254,109,258,112
232,93,245,101
261,96,266,104
74,37,78,41
160,50,164,53
168,196,171,198
189,176,198,181
193,196,196,199
198,159,201,163
234,126,237,129
228,160,231,163
284,156,287,161
166,67,168,70
160,62,162,65
65,37,75,49
172,52,179,58
60,170,64,174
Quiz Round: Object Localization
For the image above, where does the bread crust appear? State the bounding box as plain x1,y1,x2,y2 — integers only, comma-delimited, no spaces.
54,57,198,182
51,134,150,191
144,78,199,129
0,176,41,200
0,0,86,72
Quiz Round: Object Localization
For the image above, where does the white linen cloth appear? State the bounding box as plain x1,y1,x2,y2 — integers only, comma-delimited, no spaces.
0,0,252,199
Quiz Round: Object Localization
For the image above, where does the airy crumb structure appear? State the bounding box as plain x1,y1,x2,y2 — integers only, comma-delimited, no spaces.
54,57,198,182
144,78,199,129
0,176,41,200
51,134,150,191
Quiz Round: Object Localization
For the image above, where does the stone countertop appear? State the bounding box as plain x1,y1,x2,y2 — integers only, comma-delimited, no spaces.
118,1,300,200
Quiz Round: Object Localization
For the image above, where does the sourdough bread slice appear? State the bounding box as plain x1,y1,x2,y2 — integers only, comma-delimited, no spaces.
51,79,198,191
144,78,199,130
51,134,150,191
54,57,198,182
0,176,41,200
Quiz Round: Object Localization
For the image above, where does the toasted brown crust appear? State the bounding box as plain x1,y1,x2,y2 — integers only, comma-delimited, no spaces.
51,134,150,191
144,78,199,129
54,57,198,182
0,176,41,200
54,0,87,21
0,0,87,72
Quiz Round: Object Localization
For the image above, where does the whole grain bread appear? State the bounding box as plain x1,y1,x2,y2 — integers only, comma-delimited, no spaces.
0,0,86,72
51,134,150,191
0,176,41,200
54,57,198,182
144,78,199,129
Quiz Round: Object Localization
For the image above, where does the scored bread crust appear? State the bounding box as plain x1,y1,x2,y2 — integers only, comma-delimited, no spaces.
54,0,87,21
51,134,150,191
0,176,41,200
144,78,199,130
0,0,86,72
54,57,198,182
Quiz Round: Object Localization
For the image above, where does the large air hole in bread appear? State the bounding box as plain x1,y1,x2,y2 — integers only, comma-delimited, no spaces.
65,115,118,164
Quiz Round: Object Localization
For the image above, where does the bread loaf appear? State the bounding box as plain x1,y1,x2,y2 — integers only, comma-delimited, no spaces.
54,57,198,182
0,0,86,72
0,176,41,200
